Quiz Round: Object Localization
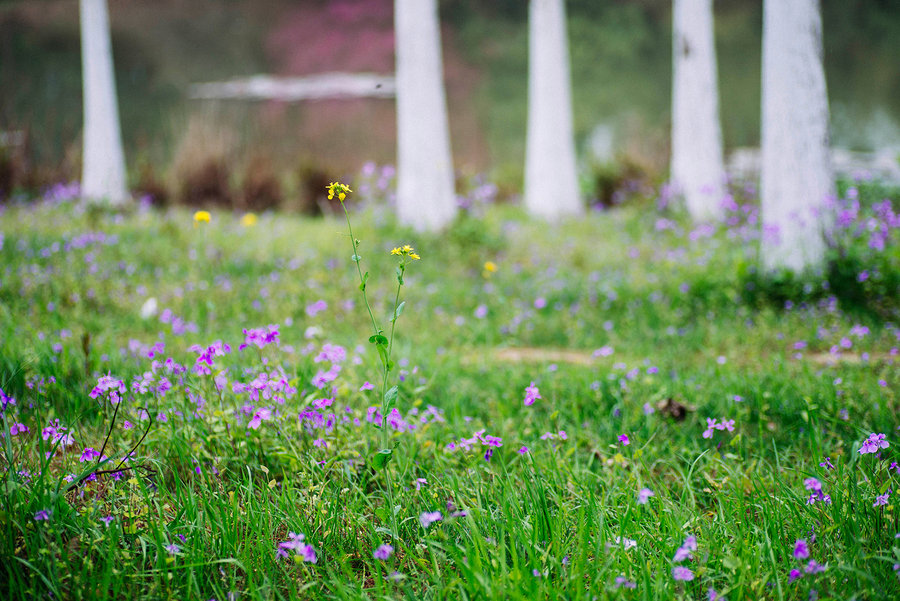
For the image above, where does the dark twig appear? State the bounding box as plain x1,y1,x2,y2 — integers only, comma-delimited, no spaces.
66,463,157,493
66,407,155,491
95,399,121,467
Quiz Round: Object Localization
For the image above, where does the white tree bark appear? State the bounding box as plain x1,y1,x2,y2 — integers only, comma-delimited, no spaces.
394,0,457,232
524,0,582,220
80,0,128,205
760,0,834,272
671,0,726,221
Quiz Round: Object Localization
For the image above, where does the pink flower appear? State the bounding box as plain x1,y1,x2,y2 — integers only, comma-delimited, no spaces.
672,566,694,581
523,382,541,406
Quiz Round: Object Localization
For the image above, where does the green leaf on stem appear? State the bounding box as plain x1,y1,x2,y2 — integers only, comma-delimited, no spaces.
368,334,388,345
372,448,393,469
376,343,389,366
384,385,399,413
392,301,405,322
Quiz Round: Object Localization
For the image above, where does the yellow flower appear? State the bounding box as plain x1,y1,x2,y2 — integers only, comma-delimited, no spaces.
390,245,420,260
484,261,497,273
240,213,258,227
193,210,211,224
326,182,352,203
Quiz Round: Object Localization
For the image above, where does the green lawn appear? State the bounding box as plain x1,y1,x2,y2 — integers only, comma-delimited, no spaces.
1,183,899,600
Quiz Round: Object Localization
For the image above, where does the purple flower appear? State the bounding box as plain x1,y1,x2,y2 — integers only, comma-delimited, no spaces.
672,566,694,581
859,433,889,455
618,434,630,446
708,588,725,601
34,509,51,521
419,511,443,529
314,343,346,364
788,569,802,583
306,300,327,317
89,374,126,404
277,531,317,563
804,560,826,574
873,489,891,508
165,543,182,555
673,535,696,562
248,407,272,430
614,576,636,589
637,488,654,505
80,447,101,462
523,382,541,406
518,446,529,454
793,539,809,559
818,457,834,470
373,544,394,560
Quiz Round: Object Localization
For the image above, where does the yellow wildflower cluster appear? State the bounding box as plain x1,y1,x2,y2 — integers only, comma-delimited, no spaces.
482,260,497,278
193,210,211,224
390,244,421,260
240,213,258,227
326,182,352,202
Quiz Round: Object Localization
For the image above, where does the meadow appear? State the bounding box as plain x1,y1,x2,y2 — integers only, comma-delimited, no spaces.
1,175,900,600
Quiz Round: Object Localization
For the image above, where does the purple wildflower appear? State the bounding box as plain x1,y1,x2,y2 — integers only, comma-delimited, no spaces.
793,539,809,559
618,434,630,446
637,488,654,505
672,566,694,581
859,433,889,455
34,509,51,521
523,382,541,406
673,535,697,562
804,560,826,574
873,489,891,508
419,511,443,529
373,544,394,560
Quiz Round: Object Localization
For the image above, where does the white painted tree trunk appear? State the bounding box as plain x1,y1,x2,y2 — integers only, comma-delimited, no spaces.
760,0,834,272
524,0,582,220
670,0,726,221
80,0,128,205
394,0,457,232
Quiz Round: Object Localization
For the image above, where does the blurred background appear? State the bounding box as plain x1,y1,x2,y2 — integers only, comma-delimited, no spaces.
2,0,899,209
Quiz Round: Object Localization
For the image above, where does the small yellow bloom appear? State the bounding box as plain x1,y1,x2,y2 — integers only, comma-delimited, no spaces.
390,244,420,260
484,261,497,273
193,210,211,224
326,182,352,203
240,213,258,227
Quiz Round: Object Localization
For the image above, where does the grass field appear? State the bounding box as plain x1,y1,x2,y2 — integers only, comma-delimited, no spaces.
2,179,900,600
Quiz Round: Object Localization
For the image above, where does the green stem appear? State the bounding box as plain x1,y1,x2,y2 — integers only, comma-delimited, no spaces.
340,202,401,539
342,205,380,337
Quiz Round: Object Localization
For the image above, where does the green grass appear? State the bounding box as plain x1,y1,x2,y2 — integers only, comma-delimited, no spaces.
1,188,899,600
